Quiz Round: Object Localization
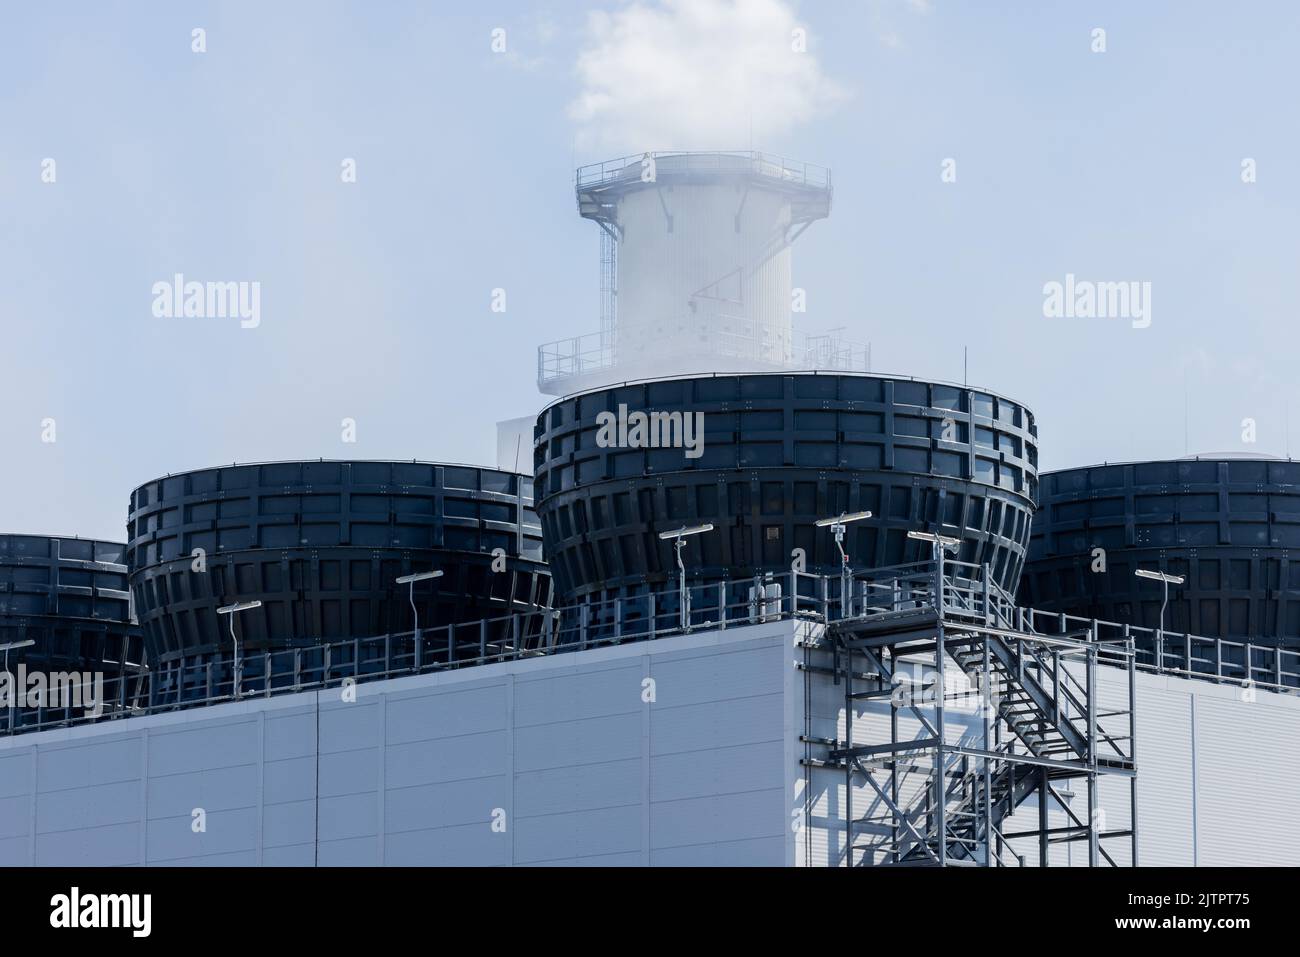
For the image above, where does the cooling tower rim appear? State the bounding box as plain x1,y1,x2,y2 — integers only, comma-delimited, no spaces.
0,532,129,566
1041,453,1298,476
0,531,127,546
539,369,1037,417
127,458,533,492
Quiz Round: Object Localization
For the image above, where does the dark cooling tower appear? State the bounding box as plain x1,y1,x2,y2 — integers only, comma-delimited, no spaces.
0,534,142,675
126,460,551,665
1020,456,1300,646
534,372,1039,604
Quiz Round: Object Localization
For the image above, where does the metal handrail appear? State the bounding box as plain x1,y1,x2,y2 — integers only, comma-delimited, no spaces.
537,325,870,388
576,150,832,192
4,561,1298,738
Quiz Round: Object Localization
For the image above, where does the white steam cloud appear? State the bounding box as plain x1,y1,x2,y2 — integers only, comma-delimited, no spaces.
568,0,845,154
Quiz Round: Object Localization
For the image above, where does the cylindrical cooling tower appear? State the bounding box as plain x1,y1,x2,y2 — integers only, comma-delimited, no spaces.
534,372,1038,605
0,533,141,675
126,460,551,665
1021,456,1300,646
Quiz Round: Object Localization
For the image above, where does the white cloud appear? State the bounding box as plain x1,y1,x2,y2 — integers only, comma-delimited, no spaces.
568,0,845,154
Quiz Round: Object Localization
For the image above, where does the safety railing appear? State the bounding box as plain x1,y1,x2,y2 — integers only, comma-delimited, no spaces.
575,150,832,192
536,325,870,392
537,330,618,386
3,560,1298,737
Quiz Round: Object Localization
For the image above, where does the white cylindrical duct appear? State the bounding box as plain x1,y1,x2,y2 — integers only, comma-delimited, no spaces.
615,179,794,371
556,152,833,390
569,153,830,383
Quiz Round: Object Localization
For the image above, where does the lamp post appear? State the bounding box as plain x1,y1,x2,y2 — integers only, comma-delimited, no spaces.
1135,568,1184,670
658,524,715,631
0,639,35,676
815,511,874,618
907,530,962,607
216,600,262,698
1,640,35,727
396,570,444,647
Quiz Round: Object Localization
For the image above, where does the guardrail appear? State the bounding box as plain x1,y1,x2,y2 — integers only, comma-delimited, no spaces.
537,326,870,391
576,150,832,192
3,559,1297,737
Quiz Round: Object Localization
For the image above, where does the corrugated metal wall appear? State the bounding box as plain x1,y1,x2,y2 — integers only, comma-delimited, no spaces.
1000,670,1300,867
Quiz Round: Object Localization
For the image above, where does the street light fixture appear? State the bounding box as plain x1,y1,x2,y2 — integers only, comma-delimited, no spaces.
906,530,962,550
658,524,715,631
396,569,444,646
216,600,262,698
816,511,873,617
0,640,32,726
1135,568,1184,668
908,530,962,607
1,638,35,688
0,639,35,670
1134,569,1185,584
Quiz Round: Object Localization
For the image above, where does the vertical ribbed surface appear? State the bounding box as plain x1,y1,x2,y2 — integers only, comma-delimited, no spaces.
1021,458,1300,646
534,372,1038,604
126,460,551,664
0,534,141,673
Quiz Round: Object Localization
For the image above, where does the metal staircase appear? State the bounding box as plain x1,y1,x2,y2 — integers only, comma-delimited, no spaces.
803,555,1138,867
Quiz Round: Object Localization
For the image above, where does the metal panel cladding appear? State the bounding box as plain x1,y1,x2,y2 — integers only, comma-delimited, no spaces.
126,461,551,664
1020,457,1300,646
0,534,142,673
534,373,1039,604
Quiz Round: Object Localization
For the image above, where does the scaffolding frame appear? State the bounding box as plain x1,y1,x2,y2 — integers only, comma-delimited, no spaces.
801,555,1139,867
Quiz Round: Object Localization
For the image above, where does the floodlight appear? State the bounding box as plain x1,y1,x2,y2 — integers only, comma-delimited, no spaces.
660,524,715,630
658,523,715,540
0,640,35,676
1135,568,1184,656
396,570,444,645
1134,569,1184,585
818,512,872,617
216,600,263,615
396,570,444,585
815,510,873,528
216,600,261,698
907,530,962,548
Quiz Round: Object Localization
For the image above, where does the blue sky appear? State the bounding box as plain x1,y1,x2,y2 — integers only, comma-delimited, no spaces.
2,1,1298,542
